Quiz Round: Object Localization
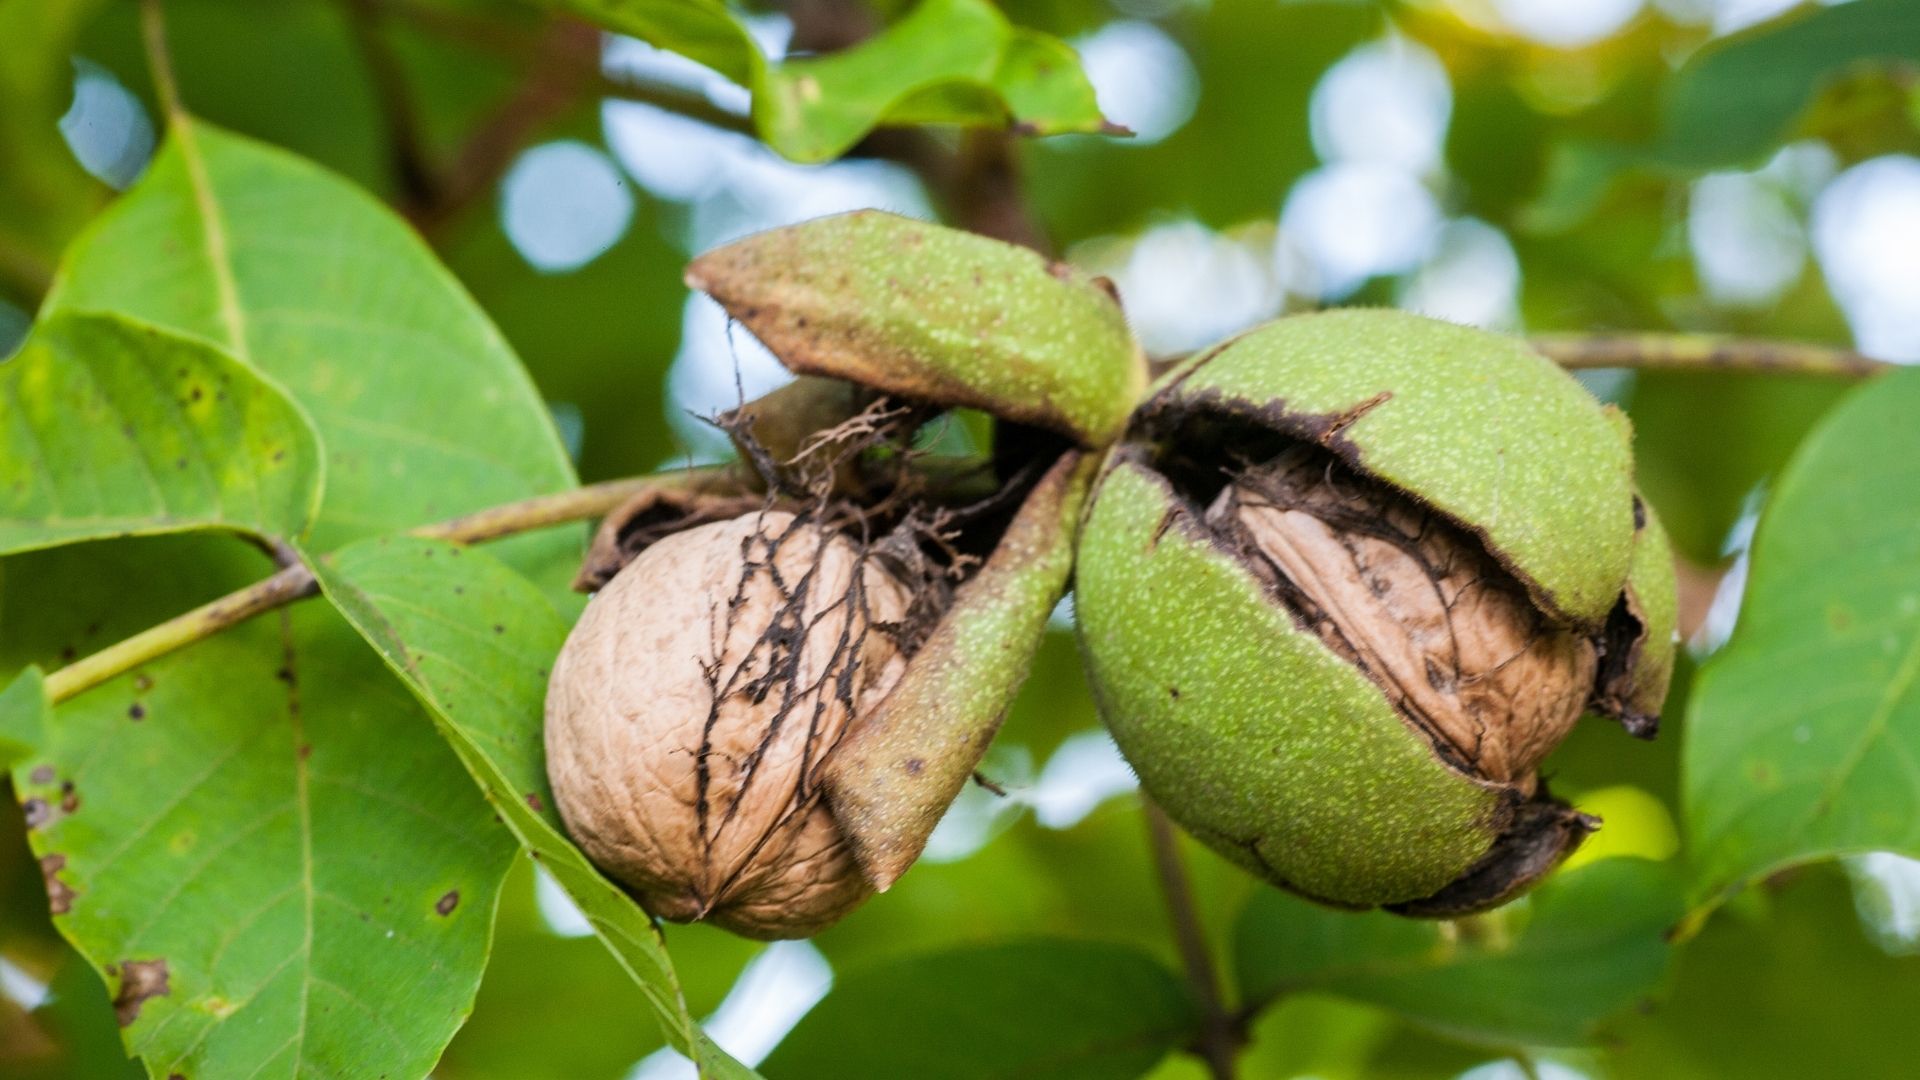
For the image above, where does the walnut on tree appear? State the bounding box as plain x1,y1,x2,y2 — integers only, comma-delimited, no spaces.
1074,309,1677,917
542,211,1143,938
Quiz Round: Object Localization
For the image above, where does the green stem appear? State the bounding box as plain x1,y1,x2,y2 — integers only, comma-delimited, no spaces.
139,0,184,118
39,470,734,705
1530,334,1887,378
1144,799,1240,1080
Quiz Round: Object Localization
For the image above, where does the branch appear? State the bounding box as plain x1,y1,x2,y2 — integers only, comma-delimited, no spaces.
39,469,736,705
1530,333,1888,378
595,74,755,137
340,0,444,214
1143,798,1241,1080
413,19,602,234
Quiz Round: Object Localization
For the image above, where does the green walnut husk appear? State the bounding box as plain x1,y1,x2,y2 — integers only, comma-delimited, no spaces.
1074,309,1676,916
545,213,1139,937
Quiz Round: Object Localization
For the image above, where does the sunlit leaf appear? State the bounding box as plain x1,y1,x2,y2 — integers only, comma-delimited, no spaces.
0,311,322,556
6,538,517,1080
1686,369,1920,907
1234,859,1683,1048
561,0,1110,163
311,534,760,1079
763,938,1198,1080
11,118,581,1075
45,119,576,556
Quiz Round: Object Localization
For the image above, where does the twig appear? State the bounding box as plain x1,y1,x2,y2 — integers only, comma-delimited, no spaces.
414,20,602,233
1531,333,1888,378
39,470,734,705
340,0,443,213
596,74,755,137
1143,799,1240,1080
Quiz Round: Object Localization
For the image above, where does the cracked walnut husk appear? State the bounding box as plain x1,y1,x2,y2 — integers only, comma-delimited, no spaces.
1074,309,1676,916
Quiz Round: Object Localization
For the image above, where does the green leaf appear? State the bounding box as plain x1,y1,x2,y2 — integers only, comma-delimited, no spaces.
310,535,758,1079
0,666,45,769
13,119,582,1075
1233,859,1683,1047
6,537,517,1079
763,938,1198,1080
44,118,576,553
0,311,322,556
1527,0,1920,227
1685,368,1920,905
559,0,760,87
1654,0,1920,171
561,0,1110,163
1601,867,1920,1077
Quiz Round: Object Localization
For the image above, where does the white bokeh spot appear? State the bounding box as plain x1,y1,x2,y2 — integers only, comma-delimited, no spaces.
1812,155,1920,362
1310,36,1452,173
501,140,636,273
1074,20,1200,145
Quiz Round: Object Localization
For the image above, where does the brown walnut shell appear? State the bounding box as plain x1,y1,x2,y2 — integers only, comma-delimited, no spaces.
545,510,911,939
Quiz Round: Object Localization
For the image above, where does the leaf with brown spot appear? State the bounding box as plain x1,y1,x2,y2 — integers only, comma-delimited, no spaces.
39,853,74,915
112,959,170,1027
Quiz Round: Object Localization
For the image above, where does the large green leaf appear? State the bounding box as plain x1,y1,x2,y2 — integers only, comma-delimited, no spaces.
565,0,1109,163
1685,369,1920,906
12,117,581,1075
5,537,517,1079
763,938,1198,1080
311,534,758,1078
0,311,322,556
44,118,575,554
1233,859,1683,1048
1601,867,1920,1078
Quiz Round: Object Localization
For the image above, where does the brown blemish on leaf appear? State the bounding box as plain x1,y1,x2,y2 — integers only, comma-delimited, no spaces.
21,798,50,828
112,959,170,1026
41,854,75,915
29,765,54,785
526,792,544,813
435,890,460,916
128,703,146,720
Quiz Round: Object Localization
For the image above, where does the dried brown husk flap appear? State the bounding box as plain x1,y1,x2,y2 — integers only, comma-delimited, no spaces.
823,449,1096,890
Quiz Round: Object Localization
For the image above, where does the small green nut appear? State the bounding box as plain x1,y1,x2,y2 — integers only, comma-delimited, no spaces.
1074,310,1677,916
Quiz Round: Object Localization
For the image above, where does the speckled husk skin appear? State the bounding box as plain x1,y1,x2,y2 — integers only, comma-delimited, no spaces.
685,210,1146,447
1074,310,1677,915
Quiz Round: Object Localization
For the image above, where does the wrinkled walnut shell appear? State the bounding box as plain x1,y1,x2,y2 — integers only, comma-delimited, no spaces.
545,510,910,938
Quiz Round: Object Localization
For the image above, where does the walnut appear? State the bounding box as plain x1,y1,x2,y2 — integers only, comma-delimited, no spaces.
544,510,911,939
1209,447,1599,788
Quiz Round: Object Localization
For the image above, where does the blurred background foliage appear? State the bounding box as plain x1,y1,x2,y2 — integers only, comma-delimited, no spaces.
4,0,1920,1077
